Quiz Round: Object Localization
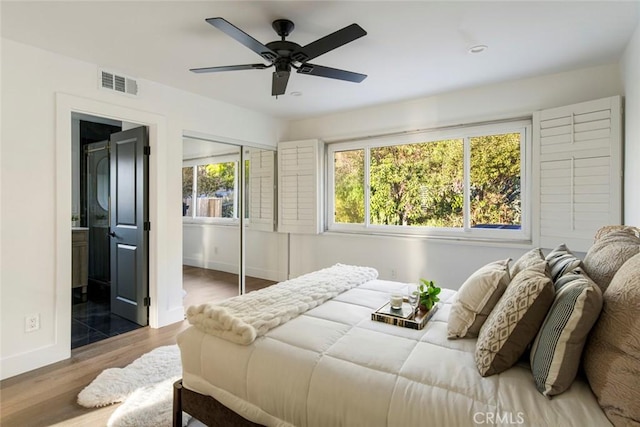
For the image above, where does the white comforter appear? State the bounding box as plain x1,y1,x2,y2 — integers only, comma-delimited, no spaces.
178,279,611,427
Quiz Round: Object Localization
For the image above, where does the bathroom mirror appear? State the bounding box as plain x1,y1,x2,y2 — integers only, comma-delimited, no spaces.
96,157,109,211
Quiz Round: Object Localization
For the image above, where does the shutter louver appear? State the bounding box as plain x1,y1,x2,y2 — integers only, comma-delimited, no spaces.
278,139,322,234
248,149,275,232
534,96,622,251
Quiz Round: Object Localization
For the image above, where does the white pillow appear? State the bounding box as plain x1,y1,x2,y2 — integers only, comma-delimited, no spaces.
447,259,511,339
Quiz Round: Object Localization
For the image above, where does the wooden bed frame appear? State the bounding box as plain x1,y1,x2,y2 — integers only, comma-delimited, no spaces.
173,379,264,427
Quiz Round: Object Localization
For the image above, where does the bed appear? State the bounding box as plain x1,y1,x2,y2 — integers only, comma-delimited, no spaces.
174,227,640,427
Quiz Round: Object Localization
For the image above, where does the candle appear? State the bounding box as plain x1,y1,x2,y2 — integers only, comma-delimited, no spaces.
390,293,403,309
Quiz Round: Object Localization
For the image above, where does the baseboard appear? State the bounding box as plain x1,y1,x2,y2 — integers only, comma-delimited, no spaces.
245,266,285,282
1,343,70,380
183,258,285,282
153,305,185,329
183,258,236,275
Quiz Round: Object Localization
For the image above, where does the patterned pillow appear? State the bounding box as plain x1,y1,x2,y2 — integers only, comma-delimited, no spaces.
545,243,582,282
583,229,640,292
475,260,554,377
510,248,544,279
554,267,587,291
584,252,640,426
530,270,602,397
447,259,511,339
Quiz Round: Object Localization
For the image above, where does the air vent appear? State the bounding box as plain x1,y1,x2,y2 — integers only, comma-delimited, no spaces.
99,69,138,95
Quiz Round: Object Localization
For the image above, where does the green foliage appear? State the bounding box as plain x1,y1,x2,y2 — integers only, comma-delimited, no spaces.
334,150,365,223
332,133,521,228
418,279,441,311
369,139,464,226
469,134,521,226
182,167,193,199
197,162,236,196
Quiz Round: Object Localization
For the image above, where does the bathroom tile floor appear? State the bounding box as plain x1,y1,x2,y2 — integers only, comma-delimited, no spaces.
70,268,277,349
71,286,142,349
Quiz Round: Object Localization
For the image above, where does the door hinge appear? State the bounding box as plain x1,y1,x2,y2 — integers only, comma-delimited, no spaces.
144,146,151,156
143,297,151,306
144,221,151,231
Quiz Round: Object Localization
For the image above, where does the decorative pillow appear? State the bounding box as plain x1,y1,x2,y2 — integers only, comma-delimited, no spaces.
510,248,544,279
594,225,640,241
545,243,582,282
447,259,511,339
583,229,640,292
554,266,587,291
530,270,602,397
475,261,554,377
583,253,640,426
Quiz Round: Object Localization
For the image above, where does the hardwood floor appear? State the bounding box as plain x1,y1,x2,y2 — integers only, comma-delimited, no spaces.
181,265,276,309
0,267,276,427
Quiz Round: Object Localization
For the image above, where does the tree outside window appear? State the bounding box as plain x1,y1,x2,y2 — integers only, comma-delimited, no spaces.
329,120,528,239
182,160,238,219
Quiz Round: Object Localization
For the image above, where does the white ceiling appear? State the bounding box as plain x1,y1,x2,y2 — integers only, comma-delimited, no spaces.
2,1,638,120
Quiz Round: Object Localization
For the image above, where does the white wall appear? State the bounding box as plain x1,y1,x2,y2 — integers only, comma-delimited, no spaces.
183,224,288,282
0,39,285,379
621,22,640,226
284,64,622,285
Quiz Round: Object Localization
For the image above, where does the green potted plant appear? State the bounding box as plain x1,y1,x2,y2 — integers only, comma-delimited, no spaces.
418,279,441,313
71,214,80,227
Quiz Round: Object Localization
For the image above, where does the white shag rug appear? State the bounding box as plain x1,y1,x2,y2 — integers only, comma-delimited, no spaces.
78,345,191,427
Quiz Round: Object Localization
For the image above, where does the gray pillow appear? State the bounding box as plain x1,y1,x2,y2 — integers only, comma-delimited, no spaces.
530,270,602,397
545,243,582,282
475,260,554,377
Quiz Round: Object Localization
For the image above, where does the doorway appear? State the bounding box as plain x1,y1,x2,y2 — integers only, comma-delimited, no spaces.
71,113,149,348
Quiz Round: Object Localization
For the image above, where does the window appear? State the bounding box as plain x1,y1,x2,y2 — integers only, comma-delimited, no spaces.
182,155,241,221
328,120,531,240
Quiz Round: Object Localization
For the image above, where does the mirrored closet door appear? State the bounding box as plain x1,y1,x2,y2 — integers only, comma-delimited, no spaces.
182,137,287,309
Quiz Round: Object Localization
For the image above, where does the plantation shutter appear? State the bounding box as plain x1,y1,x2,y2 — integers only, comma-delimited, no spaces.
277,139,323,234
533,95,622,251
248,149,275,232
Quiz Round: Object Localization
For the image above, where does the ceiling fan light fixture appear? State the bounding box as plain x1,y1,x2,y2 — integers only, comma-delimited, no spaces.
192,17,368,97
468,44,488,54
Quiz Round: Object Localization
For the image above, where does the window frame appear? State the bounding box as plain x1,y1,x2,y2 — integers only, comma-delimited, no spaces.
326,119,532,242
182,154,240,225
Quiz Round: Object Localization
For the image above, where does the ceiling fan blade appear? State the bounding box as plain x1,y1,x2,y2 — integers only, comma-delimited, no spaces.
272,70,290,96
291,23,366,63
206,17,278,62
190,64,268,73
297,63,367,83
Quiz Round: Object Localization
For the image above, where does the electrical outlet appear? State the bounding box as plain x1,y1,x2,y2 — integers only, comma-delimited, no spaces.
390,269,397,279
25,314,40,332
214,246,219,255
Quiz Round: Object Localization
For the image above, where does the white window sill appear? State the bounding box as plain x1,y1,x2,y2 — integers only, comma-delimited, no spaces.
321,229,534,249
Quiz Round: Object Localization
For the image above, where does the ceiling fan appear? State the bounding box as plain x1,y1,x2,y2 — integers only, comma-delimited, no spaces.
190,17,368,97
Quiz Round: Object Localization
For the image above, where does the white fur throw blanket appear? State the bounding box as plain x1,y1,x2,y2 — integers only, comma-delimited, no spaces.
186,264,378,345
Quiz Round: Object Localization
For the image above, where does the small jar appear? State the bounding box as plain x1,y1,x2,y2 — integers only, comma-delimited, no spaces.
390,293,403,309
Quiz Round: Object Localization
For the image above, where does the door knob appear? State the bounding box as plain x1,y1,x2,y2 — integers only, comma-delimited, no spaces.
108,231,116,237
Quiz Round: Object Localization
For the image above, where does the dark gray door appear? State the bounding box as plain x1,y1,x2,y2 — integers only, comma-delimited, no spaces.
109,127,149,326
